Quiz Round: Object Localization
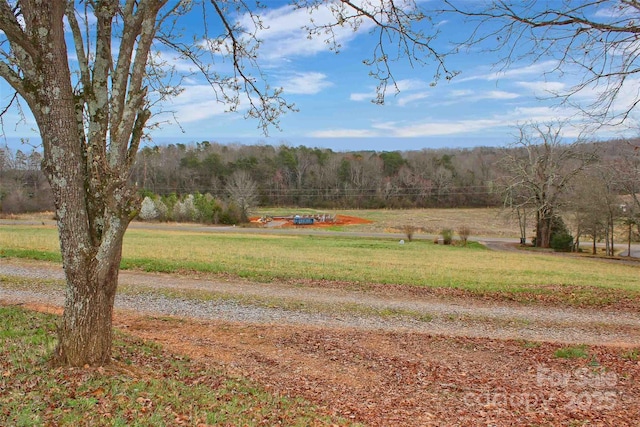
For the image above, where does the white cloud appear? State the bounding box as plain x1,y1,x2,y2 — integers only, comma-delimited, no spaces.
308,117,506,139
170,100,228,123
350,78,431,104
381,106,574,137
449,89,474,98
152,50,203,74
594,5,633,18
610,77,640,112
434,89,520,107
349,78,433,106
237,3,374,63
372,121,399,131
165,84,234,123
459,60,559,83
434,19,449,28
281,72,332,95
485,90,520,100
517,76,640,124
516,81,566,95
504,106,571,123
351,79,520,108
310,104,576,139
392,79,432,106
309,128,379,138
394,78,430,92
390,119,503,137
350,91,376,101
397,92,430,107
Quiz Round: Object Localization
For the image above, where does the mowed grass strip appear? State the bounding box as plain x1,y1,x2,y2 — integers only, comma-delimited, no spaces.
1,225,639,300
0,305,347,427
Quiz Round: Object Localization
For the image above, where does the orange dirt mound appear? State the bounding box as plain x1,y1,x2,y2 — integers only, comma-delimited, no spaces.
291,214,371,227
328,214,373,226
251,214,372,228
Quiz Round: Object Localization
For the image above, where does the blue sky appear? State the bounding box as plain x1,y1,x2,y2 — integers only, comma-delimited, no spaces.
1,1,639,152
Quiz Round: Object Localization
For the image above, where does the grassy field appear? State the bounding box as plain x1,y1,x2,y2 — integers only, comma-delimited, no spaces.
1,223,639,305
0,306,343,426
2,212,639,426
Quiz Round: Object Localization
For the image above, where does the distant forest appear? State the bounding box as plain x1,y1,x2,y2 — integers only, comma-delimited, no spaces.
131,141,506,209
1,137,638,216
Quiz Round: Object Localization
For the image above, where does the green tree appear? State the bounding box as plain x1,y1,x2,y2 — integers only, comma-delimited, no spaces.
379,151,406,177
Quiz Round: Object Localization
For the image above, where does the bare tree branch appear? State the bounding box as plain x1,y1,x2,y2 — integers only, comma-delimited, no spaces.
443,0,640,127
298,0,456,103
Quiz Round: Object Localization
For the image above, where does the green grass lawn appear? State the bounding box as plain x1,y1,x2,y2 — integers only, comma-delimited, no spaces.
0,305,347,426
2,224,640,304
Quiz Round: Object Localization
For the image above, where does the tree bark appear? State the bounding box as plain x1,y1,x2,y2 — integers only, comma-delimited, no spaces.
536,205,553,248
55,245,122,366
16,1,134,367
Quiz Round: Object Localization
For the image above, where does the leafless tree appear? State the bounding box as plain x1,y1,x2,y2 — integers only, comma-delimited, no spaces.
618,143,640,210
444,0,640,127
498,121,596,248
225,170,258,222
568,164,620,255
457,225,471,246
0,0,449,366
503,183,532,245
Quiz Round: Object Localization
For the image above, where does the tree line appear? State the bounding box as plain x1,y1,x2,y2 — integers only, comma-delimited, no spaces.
1,139,510,215
4,128,640,255
131,140,503,210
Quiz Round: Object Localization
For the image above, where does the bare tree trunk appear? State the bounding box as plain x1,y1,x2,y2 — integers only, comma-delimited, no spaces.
537,217,552,248
42,106,130,366
517,206,527,245
19,2,124,367
56,244,122,366
609,217,615,257
536,206,553,248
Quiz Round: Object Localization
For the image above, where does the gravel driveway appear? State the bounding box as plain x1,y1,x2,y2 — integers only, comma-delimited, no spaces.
1,258,639,347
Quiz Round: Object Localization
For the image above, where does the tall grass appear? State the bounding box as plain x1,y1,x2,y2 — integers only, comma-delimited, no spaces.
2,225,640,298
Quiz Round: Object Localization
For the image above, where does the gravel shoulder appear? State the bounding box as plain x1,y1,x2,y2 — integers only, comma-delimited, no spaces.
1,258,639,347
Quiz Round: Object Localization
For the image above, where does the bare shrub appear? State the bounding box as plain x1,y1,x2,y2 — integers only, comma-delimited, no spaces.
403,224,416,242
458,225,471,246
